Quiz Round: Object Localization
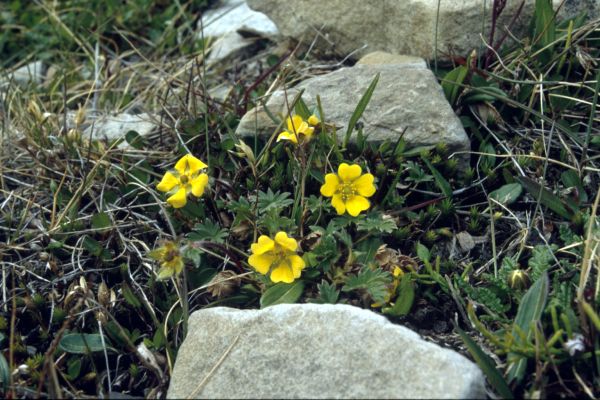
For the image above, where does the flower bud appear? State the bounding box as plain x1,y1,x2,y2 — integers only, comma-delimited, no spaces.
308,114,320,126
508,269,530,290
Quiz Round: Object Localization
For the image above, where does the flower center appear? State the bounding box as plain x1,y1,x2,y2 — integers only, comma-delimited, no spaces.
338,183,356,201
179,174,190,185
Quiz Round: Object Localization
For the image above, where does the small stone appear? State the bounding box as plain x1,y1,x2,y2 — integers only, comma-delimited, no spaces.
199,0,278,38
207,31,258,64
0,61,45,89
168,304,486,399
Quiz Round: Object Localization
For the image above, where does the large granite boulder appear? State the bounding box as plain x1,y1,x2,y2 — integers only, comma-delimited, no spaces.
236,52,469,161
247,0,598,60
168,304,486,399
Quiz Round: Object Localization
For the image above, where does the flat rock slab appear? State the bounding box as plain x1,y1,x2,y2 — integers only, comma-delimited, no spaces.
236,53,469,160
247,0,596,60
168,304,486,399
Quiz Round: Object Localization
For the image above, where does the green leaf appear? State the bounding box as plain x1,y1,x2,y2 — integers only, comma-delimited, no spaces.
256,189,294,213
125,130,145,149
441,65,468,105
91,212,111,230
533,0,556,63
454,323,513,398
66,357,82,380
309,280,340,304
344,73,380,148
383,274,415,316
260,281,305,308
0,352,9,394
187,220,228,244
422,156,452,197
415,242,430,263
294,96,312,120
121,282,141,308
507,272,549,383
355,212,397,234
82,236,103,257
59,333,115,354
489,183,523,205
342,267,392,303
355,237,383,266
561,170,587,204
517,176,575,220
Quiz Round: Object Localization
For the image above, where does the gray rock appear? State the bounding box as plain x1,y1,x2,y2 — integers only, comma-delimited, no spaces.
168,304,486,399
83,113,157,145
236,52,469,162
0,61,45,88
200,0,278,38
247,0,597,60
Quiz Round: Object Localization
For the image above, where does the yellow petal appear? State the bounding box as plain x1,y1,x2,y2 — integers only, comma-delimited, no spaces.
156,172,179,192
277,131,298,144
148,247,166,261
338,163,362,182
174,154,207,175
320,173,340,197
287,115,304,133
302,125,314,138
331,194,346,215
191,173,209,197
248,253,275,275
251,235,275,255
345,195,370,217
157,267,174,281
270,263,294,283
308,114,319,126
288,255,305,278
274,232,297,252
166,187,188,208
166,257,184,275
352,173,376,197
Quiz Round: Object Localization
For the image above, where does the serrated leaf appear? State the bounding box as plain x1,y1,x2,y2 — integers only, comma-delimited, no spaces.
187,220,228,243
489,183,522,205
256,189,294,213
59,333,115,354
344,73,379,148
310,280,340,304
342,267,392,303
260,281,305,308
355,212,397,234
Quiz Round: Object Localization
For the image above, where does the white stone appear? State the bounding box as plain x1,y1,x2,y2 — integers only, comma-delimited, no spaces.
199,0,278,38
207,31,256,63
0,61,45,88
84,113,156,144
168,304,486,399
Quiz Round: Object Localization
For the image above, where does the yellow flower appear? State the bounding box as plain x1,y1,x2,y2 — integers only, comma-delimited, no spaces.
149,241,184,280
277,115,315,144
320,163,376,216
248,232,305,283
307,114,320,126
156,154,208,208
